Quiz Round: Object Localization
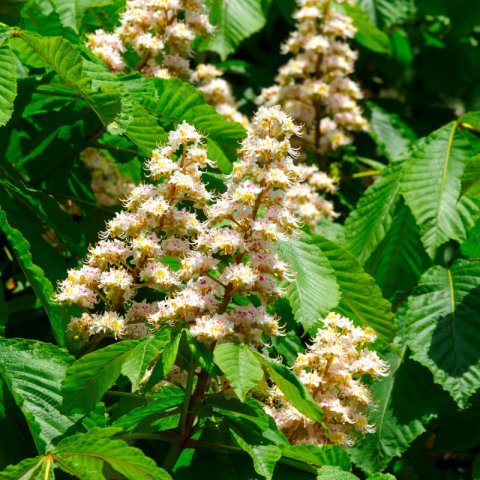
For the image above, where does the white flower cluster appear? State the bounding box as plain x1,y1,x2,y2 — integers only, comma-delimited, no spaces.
87,0,213,79
287,165,338,226
57,107,309,345
257,0,368,154
192,64,250,128
192,64,338,228
80,148,135,207
264,312,388,447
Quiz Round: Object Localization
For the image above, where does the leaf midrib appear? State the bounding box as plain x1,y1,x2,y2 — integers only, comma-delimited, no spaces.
433,122,457,243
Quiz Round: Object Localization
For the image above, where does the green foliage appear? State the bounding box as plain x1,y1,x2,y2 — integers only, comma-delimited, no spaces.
366,202,431,300
357,0,415,29
307,235,395,343
317,465,359,480
0,207,71,346
344,168,401,264
280,445,351,471
204,0,272,60
366,103,417,161
349,350,445,473
0,428,173,479
138,78,246,172
214,343,264,401
0,37,17,127
252,349,326,426
343,5,389,54
0,338,77,452
402,259,480,408
63,328,171,414
1,1,480,479
232,430,282,480
400,121,479,259
279,240,340,332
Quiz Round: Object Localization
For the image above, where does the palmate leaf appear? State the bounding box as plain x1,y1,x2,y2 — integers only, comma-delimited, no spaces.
203,0,272,60
0,338,78,453
402,259,480,408
307,235,395,343
279,240,340,333
344,167,401,264
63,328,171,415
366,202,431,301
400,121,479,259
348,349,445,473
214,343,264,402
14,32,166,155
0,428,172,480
0,37,17,128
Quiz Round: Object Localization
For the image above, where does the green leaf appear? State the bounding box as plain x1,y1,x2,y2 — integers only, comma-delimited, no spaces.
15,32,166,155
175,424,261,479
461,218,480,258
280,445,351,471
0,456,49,480
0,38,17,128
343,4,389,54
357,0,415,29
1,428,173,480
344,168,401,264
349,350,444,473
400,121,479,259
231,430,281,480
307,235,395,343
367,475,396,480
402,259,480,407
214,343,264,402
367,103,416,161
0,208,69,346
0,164,86,257
62,339,143,414
121,327,172,391
317,466,359,480
366,202,431,300
279,240,340,332
113,385,184,431
139,78,246,172
0,338,78,453
252,351,325,426
0,281,7,336
143,331,182,391
461,153,480,201
204,0,272,60
51,0,78,32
